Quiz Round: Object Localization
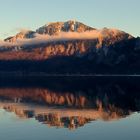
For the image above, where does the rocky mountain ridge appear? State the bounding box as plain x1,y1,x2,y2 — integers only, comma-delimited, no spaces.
4,20,96,43
0,20,139,74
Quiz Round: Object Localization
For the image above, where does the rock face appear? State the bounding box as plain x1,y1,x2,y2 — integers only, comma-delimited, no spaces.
0,20,140,74
4,30,36,42
36,20,95,35
4,20,95,43
0,28,133,60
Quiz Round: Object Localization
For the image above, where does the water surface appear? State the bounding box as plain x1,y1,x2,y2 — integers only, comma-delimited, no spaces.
0,76,140,140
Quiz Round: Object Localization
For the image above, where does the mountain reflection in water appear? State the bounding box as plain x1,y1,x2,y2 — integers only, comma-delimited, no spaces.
0,76,140,130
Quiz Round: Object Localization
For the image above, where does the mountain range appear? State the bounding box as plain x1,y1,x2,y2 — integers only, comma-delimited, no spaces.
0,20,140,75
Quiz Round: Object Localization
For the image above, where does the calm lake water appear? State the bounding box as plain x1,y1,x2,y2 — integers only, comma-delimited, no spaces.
0,76,140,140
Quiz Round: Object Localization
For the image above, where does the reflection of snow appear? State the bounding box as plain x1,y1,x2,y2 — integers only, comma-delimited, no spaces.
71,24,75,31
70,20,76,31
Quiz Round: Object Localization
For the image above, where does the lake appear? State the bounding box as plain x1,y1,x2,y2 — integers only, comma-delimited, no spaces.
0,76,140,140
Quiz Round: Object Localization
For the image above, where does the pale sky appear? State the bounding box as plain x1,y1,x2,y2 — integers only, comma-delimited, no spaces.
0,0,140,39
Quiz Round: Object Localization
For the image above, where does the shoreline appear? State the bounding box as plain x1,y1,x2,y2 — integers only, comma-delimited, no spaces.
0,73,140,77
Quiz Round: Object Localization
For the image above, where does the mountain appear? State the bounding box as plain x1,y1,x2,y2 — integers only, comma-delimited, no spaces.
0,20,140,75
4,30,36,42
4,20,95,43
36,20,96,35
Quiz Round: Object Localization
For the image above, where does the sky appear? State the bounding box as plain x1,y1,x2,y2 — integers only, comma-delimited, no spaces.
0,0,140,39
